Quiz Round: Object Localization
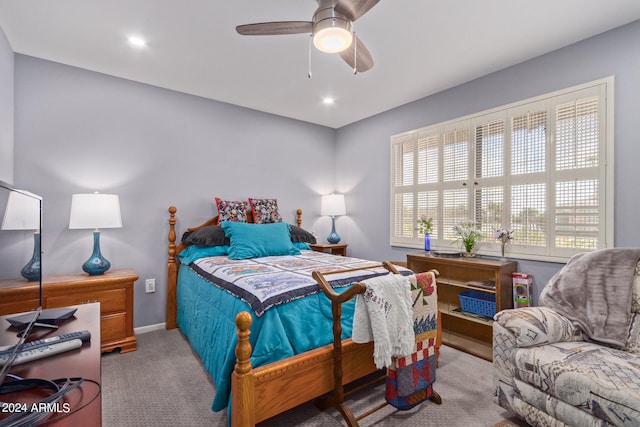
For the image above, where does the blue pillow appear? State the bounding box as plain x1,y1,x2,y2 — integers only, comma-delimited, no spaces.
221,221,300,260
292,242,312,250
178,245,230,264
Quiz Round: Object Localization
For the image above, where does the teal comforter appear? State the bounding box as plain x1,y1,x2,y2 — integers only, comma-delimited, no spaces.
176,263,358,412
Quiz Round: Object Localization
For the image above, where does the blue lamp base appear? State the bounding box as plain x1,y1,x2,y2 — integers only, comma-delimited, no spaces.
21,232,41,282
326,216,341,244
82,230,111,275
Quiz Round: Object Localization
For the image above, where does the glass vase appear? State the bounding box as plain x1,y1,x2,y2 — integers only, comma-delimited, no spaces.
424,233,431,252
501,241,506,260
21,232,41,282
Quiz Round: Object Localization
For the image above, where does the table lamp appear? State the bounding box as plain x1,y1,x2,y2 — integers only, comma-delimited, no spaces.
69,193,122,275
1,191,41,281
321,193,346,244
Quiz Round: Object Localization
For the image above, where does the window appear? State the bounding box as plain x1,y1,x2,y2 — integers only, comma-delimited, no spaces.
390,78,613,262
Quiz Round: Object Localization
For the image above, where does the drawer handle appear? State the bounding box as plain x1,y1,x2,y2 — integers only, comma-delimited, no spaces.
80,300,99,305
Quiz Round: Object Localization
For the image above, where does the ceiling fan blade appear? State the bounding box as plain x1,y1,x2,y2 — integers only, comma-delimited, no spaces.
236,21,313,36
334,0,380,21
338,36,374,72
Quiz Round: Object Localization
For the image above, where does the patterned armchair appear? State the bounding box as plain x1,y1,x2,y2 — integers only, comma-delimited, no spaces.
493,258,640,426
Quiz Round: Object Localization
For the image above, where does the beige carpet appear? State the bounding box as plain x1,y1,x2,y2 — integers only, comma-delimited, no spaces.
102,328,520,426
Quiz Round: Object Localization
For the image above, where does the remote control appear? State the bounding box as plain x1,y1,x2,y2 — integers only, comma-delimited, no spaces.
0,339,83,366
0,330,91,356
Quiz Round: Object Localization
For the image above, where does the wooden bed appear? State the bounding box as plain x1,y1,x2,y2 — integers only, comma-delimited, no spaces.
166,206,387,426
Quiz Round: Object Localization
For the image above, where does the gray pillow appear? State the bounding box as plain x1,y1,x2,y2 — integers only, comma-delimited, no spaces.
289,225,317,244
181,226,230,247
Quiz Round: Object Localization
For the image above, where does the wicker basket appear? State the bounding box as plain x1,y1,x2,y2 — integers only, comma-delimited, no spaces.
458,290,496,317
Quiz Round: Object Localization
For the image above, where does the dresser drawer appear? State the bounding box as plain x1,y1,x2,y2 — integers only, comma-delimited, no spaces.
101,313,127,342
0,299,40,316
46,288,127,314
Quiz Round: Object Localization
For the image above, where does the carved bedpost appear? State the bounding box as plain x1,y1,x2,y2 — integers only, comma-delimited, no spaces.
166,206,178,330
296,209,302,228
232,312,255,427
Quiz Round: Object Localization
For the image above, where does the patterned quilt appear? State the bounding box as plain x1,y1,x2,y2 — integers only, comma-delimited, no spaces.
386,271,438,410
190,250,402,316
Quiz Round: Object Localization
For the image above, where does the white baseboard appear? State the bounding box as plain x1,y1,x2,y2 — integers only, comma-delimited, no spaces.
134,322,166,334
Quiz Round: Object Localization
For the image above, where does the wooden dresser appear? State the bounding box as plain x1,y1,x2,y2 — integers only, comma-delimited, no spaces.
0,268,138,353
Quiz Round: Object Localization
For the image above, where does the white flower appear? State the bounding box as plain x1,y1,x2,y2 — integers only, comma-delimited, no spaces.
494,228,514,243
416,216,433,234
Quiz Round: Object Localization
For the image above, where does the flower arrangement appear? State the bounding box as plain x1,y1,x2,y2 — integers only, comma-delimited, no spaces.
452,222,482,254
416,215,433,235
494,228,514,259
493,228,514,243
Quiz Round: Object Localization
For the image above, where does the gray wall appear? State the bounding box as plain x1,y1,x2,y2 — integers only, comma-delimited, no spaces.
0,25,13,183
335,20,640,303
13,56,336,327
8,20,640,326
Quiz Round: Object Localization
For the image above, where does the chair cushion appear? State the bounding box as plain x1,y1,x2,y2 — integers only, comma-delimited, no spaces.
494,307,583,347
512,341,640,425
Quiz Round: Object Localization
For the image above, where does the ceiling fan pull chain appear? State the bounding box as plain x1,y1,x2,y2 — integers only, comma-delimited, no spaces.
308,34,313,79
353,30,358,75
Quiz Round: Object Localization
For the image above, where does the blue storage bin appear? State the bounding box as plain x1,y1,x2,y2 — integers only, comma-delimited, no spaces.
458,290,496,317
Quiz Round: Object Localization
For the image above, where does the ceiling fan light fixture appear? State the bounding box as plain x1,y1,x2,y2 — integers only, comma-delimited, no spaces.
312,7,353,53
313,24,352,53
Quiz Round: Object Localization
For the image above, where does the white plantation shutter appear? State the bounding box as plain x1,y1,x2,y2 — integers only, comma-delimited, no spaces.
443,127,469,182
511,183,547,247
556,97,599,171
511,110,547,175
477,186,504,239
390,78,613,262
475,119,504,179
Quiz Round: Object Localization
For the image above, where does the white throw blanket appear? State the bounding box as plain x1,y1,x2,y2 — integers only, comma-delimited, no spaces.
352,274,415,368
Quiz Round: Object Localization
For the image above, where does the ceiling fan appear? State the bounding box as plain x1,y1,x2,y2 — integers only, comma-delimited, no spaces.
235,0,379,73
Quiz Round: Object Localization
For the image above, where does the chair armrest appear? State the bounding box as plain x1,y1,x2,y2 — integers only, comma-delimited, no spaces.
494,306,584,347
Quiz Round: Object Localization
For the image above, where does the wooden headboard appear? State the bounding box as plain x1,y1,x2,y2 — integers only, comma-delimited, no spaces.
166,206,304,329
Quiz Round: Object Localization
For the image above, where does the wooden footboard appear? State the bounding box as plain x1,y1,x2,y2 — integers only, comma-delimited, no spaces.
232,312,378,426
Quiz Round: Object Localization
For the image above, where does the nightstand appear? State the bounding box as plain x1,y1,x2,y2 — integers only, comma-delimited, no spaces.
309,243,348,257
0,268,138,353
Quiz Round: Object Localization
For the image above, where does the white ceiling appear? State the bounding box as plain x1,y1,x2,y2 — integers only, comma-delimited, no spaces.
1,0,640,129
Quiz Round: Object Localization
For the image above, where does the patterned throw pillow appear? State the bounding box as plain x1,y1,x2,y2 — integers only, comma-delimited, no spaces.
248,198,282,224
215,198,248,225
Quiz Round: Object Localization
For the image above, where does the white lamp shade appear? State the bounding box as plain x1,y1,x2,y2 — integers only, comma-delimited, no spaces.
321,194,346,217
69,193,122,229
1,191,40,230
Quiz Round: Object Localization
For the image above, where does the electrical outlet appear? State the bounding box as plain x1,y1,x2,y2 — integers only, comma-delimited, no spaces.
145,278,156,293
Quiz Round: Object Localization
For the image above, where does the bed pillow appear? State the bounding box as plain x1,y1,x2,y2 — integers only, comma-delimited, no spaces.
248,198,282,224
181,225,231,247
293,242,312,250
215,198,248,225
289,225,317,244
221,221,300,260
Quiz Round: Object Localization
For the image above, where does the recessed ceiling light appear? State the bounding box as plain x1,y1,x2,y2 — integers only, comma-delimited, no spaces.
127,36,146,47
323,98,335,105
